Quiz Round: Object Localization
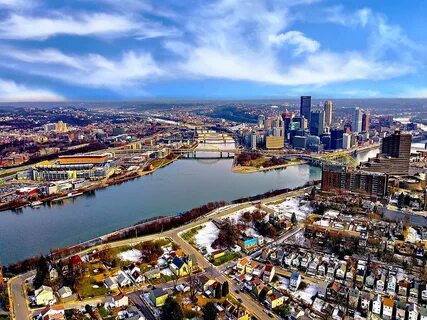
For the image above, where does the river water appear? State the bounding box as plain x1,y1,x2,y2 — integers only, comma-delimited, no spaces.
0,158,321,265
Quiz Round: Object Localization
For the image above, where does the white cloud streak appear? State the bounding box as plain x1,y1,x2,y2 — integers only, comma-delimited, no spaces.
0,78,64,102
268,31,320,55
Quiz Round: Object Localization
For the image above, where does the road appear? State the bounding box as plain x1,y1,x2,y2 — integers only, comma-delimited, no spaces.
9,186,311,320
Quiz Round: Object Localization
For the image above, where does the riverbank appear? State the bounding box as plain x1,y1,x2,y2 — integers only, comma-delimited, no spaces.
232,159,307,174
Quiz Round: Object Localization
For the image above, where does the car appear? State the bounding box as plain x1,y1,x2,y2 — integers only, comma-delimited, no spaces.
268,313,274,318
237,298,243,303
235,289,239,294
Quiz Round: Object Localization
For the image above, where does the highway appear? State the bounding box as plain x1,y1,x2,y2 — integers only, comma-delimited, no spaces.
8,186,311,319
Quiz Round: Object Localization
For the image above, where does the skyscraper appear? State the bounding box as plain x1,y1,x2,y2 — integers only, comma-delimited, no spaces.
324,100,333,127
330,128,344,150
300,96,311,124
352,108,363,133
309,110,325,136
361,113,369,132
381,130,411,159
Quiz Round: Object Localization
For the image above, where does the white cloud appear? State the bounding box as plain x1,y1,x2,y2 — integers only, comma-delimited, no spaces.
0,78,64,102
400,88,427,98
0,0,34,9
0,13,175,40
0,48,164,89
268,31,320,55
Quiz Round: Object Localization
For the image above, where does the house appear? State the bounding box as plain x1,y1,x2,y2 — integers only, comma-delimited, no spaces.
48,267,59,282
317,283,327,299
129,267,144,284
408,281,419,303
117,271,132,287
245,260,257,275
382,297,394,320
266,290,285,309
327,281,341,302
332,307,344,320
211,249,225,260
39,305,65,320
239,237,258,251
263,264,275,283
371,294,382,316
35,286,56,306
252,264,264,278
104,276,118,290
307,257,319,276
408,303,419,320
359,292,371,316
346,266,356,283
335,262,347,280
398,279,409,297
395,300,406,320
376,274,386,292
387,275,397,294
348,288,360,316
236,257,249,274
364,273,375,290
144,268,161,281
149,288,169,307
317,261,327,277
289,271,301,291
57,286,72,299
105,293,129,309
170,255,192,277
420,284,427,304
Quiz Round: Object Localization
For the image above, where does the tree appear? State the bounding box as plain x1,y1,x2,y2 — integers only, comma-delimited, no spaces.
222,281,229,297
291,212,297,225
33,256,48,288
161,297,183,320
214,283,222,299
310,187,316,201
202,302,218,320
397,192,405,207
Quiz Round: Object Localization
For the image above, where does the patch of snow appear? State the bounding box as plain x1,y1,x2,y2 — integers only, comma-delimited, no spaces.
267,197,313,221
161,268,173,276
118,249,142,262
194,222,219,254
296,283,318,303
324,210,340,218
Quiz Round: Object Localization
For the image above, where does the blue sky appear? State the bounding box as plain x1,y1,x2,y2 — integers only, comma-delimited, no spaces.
0,0,426,101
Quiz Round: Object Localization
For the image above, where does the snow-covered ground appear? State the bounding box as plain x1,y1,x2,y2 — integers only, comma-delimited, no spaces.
161,268,174,276
266,197,313,221
294,283,318,303
118,249,142,262
194,222,219,254
224,205,257,223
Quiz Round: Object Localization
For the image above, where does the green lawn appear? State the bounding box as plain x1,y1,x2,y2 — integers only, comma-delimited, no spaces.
181,226,204,244
212,252,241,266
78,277,109,299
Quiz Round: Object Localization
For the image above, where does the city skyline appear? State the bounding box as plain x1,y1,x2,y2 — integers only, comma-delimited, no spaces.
0,0,425,101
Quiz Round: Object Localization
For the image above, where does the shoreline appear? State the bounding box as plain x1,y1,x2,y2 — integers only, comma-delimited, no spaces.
232,159,308,174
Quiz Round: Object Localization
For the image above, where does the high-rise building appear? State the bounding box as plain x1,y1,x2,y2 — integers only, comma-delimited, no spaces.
361,113,369,132
343,133,352,149
324,100,333,127
361,130,412,175
321,164,389,199
257,115,265,129
300,96,311,124
352,108,363,133
330,128,344,150
250,131,257,150
309,110,325,136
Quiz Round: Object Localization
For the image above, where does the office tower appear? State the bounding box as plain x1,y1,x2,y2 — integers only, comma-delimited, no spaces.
257,115,265,129
250,131,257,150
321,135,331,150
293,136,307,150
300,96,311,124
342,133,352,149
321,164,389,199
330,128,344,150
361,113,369,132
324,100,333,127
361,130,412,175
112,126,125,136
309,110,325,136
352,108,363,133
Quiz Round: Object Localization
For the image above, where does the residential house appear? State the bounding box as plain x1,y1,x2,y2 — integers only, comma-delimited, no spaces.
408,281,419,303
117,271,132,287
336,262,347,280
398,279,409,298
395,300,406,320
128,266,144,284
105,293,129,309
266,290,285,309
382,297,394,320
39,305,65,320
364,273,375,290
317,261,327,278
317,283,327,299
327,281,341,302
252,264,264,278
263,264,275,283
420,307,427,320
57,286,72,299
348,288,360,316
104,276,118,290
371,294,382,316
300,253,312,271
236,257,249,274
307,257,319,276
359,292,371,317
149,288,168,307
48,267,59,282
387,275,397,294
408,303,419,320
211,249,225,260
420,284,427,304
376,274,386,292
239,237,258,252
326,261,338,281
346,266,356,283
170,255,192,277
289,271,301,291
35,286,56,306
245,260,257,275
144,268,161,281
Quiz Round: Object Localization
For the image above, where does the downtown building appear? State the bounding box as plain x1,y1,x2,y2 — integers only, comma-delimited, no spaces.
321,164,389,199
361,130,412,175
300,96,311,124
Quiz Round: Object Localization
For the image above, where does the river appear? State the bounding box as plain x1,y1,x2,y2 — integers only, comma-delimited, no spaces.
0,158,321,265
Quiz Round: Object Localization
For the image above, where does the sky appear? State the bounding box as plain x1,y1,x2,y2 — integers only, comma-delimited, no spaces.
0,0,426,101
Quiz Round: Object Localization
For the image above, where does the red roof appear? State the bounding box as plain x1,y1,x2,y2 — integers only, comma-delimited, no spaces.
69,255,83,265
